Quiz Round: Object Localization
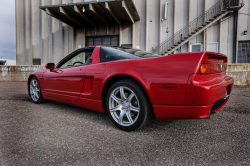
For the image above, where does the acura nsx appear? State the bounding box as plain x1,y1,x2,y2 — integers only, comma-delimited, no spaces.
28,46,233,131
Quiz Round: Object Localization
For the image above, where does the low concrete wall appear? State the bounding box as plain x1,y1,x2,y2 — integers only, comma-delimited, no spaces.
227,64,250,86
0,64,250,85
0,65,45,81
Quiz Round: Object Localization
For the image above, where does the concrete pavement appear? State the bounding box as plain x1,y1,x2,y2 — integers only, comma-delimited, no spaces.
0,82,249,165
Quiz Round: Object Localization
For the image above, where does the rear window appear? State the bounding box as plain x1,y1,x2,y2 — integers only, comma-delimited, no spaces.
100,46,160,63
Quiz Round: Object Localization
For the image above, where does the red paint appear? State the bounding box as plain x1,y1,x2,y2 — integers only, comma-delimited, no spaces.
95,64,106,74
184,73,233,106
153,104,213,120
28,47,233,120
42,65,86,101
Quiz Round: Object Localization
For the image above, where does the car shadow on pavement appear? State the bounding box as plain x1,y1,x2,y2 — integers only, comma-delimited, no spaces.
38,99,178,132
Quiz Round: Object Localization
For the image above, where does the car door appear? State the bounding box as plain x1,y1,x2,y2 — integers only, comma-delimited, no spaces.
42,48,94,102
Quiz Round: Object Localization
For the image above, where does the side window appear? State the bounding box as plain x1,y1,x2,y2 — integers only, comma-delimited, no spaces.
58,50,93,68
100,46,140,62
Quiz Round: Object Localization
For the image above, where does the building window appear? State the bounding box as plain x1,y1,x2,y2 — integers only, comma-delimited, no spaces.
207,42,218,52
238,41,250,63
190,43,203,52
86,35,119,47
33,59,41,65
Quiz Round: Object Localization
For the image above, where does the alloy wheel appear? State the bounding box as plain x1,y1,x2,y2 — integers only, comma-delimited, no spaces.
108,86,140,127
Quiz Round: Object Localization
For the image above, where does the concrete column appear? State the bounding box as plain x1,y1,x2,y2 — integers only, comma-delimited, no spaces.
62,0,74,57
119,25,123,46
132,0,135,48
188,0,204,52
63,24,69,57
32,0,42,64
121,21,132,45
145,0,149,51
52,0,63,63
146,0,160,52
42,0,50,64
159,0,174,54
69,27,74,53
135,0,146,50
74,27,85,50
133,0,140,48
159,0,163,45
42,0,53,64
174,0,189,53
25,0,32,65
16,0,26,65
133,0,145,50
205,0,220,45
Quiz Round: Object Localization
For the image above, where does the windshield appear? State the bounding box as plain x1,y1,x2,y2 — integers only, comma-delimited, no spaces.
100,46,160,63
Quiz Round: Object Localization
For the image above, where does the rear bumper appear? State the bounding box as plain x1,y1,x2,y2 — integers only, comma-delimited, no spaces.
153,73,233,120
153,95,230,120
184,73,233,106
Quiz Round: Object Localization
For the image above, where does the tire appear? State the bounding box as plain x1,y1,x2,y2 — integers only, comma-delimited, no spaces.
106,79,152,131
29,77,44,104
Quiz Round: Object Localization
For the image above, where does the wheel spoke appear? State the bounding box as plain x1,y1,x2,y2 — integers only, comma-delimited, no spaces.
110,106,121,112
111,94,121,103
130,105,139,112
35,92,39,99
126,112,133,124
127,92,135,102
32,80,37,87
120,87,126,100
118,111,126,123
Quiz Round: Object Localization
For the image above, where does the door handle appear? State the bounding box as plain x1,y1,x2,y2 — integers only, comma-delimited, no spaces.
80,68,82,71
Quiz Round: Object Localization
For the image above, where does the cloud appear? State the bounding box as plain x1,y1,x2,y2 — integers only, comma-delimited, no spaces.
0,1,16,60
0,42,16,60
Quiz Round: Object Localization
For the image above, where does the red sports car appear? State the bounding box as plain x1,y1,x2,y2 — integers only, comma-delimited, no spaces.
28,46,233,131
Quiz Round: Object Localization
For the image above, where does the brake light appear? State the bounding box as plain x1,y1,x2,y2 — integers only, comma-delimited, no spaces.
198,53,227,74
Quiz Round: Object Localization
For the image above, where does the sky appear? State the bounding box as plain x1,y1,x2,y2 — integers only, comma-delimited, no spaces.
0,0,16,60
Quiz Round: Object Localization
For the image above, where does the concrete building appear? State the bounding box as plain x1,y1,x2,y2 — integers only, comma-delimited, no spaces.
16,0,250,65
0,59,16,65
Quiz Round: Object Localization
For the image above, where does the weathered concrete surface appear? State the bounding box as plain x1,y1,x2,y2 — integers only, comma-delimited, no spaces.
0,64,250,85
227,64,250,86
0,65,45,81
16,0,250,65
0,82,250,165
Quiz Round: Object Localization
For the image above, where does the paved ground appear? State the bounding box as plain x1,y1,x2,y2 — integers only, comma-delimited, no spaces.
0,82,250,166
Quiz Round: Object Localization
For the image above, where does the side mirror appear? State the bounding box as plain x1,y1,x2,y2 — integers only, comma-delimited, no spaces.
45,63,55,72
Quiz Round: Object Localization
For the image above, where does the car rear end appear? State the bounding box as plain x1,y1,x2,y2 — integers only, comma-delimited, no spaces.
153,52,233,120
184,52,233,117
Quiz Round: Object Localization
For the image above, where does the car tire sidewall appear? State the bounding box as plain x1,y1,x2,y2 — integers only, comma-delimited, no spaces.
106,80,149,131
29,77,44,104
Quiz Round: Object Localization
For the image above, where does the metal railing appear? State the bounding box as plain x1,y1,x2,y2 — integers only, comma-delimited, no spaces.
224,0,240,7
152,0,243,54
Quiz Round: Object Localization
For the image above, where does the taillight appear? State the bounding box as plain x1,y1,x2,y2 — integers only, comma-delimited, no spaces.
198,53,227,74
200,64,207,73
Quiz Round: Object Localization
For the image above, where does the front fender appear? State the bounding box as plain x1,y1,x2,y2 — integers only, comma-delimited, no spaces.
27,69,47,95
